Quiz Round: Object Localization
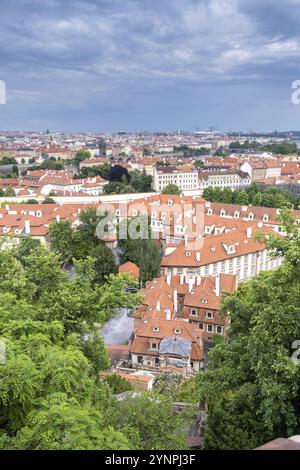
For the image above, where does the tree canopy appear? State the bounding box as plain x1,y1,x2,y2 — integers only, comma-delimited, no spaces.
198,212,300,449
162,184,181,195
0,244,142,450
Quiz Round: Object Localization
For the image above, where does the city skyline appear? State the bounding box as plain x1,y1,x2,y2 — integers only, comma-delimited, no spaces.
0,0,300,132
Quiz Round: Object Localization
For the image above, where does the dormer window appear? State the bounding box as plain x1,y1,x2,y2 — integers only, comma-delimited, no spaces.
248,213,254,220
153,326,160,332
220,210,226,216
210,247,216,252
263,214,269,222
234,211,240,218
186,251,191,257
168,199,173,206
174,329,181,334
190,309,198,316
201,299,208,304
207,209,213,215
132,210,137,217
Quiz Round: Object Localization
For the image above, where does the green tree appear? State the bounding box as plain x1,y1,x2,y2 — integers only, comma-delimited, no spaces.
130,170,153,192
42,197,56,204
119,217,161,284
74,149,91,167
49,220,75,265
233,191,249,205
23,246,68,298
104,374,133,394
118,393,190,450
25,199,39,204
162,184,181,195
77,207,103,248
16,237,41,263
1,394,131,450
199,212,300,449
4,188,16,197
91,244,117,284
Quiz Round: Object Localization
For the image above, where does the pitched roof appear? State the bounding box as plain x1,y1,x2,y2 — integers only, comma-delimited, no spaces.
119,261,140,279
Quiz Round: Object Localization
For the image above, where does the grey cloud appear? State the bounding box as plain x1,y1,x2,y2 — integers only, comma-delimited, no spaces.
0,0,299,131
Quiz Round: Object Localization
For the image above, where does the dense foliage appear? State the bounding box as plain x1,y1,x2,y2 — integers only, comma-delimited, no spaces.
0,242,144,449
229,140,300,155
198,212,300,449
203,184,297,209
118,216,161,284
162,184,181,195
48,208,117,282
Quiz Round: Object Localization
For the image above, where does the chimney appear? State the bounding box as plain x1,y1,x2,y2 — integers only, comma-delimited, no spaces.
215,274,220,297
188,277,194,294
25,219,31,235
173,289,178,314
196,274,201,286
166,309,171,321
56,215,60,223
247,227,252,239
180,274,184,285
166,273,171,286
196,252,201,262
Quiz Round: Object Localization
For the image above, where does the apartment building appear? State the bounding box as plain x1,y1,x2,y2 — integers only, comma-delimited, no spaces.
240,161,281,182
198,170,250,190
153,166,199,191
204,201,300,233
161,227,283,283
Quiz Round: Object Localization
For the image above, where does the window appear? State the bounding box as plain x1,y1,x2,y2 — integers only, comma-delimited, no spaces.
153,327,159,332
174,329,181,334
205,311,213,319
199,322,204,330
155,357,160,366
137,356,143,364
216,325,223,334
190,361,194,369
151,343,157,350
191,309,198,316
207,324,213,333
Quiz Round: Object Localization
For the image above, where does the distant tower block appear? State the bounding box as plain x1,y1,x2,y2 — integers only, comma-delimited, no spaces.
98,138,107,157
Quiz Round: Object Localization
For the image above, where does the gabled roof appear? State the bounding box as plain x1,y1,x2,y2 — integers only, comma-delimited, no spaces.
119,261,140,279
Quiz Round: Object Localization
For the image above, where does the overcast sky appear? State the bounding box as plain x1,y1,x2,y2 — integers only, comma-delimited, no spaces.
0,0,300,132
